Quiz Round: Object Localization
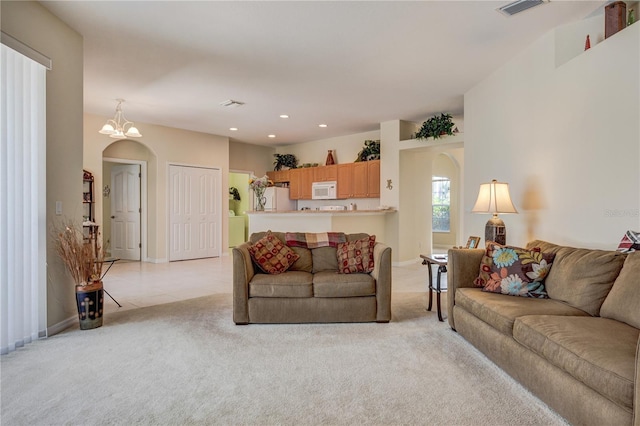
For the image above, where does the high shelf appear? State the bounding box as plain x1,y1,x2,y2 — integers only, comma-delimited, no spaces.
82,169,97,241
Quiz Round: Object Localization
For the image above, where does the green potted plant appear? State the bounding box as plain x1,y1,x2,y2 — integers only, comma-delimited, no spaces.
415,113,455,140
54,220,106,330
354,139,380,162
273,153,298,171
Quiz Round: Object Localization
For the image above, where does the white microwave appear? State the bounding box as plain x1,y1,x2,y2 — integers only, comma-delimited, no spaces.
312,181,337,200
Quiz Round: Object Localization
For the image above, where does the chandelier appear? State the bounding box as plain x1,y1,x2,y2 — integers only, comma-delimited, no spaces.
98,99,142,138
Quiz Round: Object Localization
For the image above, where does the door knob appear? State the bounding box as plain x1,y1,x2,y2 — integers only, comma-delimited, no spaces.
111,216,115,219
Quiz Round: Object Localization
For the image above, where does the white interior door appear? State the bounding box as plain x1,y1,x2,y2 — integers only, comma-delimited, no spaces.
169,165,221,261
110,164,141,260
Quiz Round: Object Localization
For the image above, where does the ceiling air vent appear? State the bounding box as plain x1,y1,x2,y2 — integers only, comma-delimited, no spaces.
497,0,548,17
219,99,245,108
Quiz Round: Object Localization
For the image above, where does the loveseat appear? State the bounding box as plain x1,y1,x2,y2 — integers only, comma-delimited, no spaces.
447,240,639,426
232,231,392,324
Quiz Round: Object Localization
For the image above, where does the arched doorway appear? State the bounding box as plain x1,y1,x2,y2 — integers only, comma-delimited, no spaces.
102,139,154,261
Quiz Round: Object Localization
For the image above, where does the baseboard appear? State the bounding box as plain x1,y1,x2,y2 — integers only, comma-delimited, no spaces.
144,257,168,264
47,315,77,337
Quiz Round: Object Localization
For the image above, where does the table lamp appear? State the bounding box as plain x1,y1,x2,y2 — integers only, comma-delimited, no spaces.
472,179,518,245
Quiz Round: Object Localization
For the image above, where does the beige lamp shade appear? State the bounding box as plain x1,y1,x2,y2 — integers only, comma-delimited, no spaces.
472,179,518,245
472,179,518,215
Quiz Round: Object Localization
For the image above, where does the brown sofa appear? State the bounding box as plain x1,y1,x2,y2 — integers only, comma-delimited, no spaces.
447,240,640,426
232,232,392,324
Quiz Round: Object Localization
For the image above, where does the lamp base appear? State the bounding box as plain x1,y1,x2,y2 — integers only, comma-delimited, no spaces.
485,216,506,246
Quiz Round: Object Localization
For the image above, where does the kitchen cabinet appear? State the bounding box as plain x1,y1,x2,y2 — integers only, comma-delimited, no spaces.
337,164,354,199
367,160,380,198
314,165,337,182
337,160,380,199
266,169,290,184
289,168,314,200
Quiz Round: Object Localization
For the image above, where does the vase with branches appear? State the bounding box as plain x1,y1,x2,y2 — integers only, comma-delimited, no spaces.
54,220,107,329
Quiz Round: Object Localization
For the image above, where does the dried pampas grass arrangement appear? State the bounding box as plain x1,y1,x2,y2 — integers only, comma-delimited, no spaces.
54,220,106,286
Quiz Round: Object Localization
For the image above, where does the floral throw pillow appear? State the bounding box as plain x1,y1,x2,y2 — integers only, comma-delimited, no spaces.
336,235,376,274
248,231,300,275
475,242,555,298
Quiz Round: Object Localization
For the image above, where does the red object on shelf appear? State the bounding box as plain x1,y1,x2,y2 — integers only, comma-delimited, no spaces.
585,35,591,50
325,150,335,165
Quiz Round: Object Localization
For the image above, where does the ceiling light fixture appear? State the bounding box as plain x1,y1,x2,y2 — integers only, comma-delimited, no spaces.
219,99,245,108
98,99,142,138
229,127,238,131
279,114,289,119
268,134,276,138
319,124,328,128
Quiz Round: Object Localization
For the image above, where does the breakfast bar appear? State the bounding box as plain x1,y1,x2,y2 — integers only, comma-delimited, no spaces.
247,209,395,236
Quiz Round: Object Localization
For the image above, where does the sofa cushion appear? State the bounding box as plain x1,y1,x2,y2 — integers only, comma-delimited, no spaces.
337,235,376,274
537,244,626,316
476,242,555,298
248,232,300,274
513,315,639,409
249,271,313,298
289,247,313,273
456,288,588,336
310,247,338,272
313,271,375,297
600,251,640,328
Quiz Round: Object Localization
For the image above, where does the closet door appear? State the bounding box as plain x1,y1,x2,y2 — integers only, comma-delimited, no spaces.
169,165,221,261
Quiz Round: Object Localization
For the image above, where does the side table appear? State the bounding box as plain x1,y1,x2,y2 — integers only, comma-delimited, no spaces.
420,254,448,322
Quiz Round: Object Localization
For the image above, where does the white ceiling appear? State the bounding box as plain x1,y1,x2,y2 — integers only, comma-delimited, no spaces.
41,0,604,147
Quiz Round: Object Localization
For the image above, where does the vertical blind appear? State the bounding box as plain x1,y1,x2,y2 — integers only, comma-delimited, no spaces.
1,43,47,355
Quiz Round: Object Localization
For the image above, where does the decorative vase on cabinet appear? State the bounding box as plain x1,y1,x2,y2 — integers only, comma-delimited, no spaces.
325,150,335,166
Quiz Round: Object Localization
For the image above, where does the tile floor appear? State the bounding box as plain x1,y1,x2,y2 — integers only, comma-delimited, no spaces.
103,255,447,315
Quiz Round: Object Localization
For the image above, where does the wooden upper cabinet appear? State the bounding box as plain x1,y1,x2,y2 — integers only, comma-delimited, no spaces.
337,160,380,199
314,165,337,182
300,168,314,199
367,160,380,198
288,169,301,200
289,168,314,200
266,170,290,183
337,164,354,199
352,162,369,198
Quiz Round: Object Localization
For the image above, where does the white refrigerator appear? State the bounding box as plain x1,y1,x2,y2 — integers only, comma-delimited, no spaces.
262,187,296,211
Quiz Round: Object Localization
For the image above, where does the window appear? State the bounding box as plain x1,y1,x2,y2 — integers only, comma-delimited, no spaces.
432,177,450,232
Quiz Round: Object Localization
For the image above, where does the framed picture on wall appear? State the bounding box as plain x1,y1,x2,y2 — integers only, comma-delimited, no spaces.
466,236,481,249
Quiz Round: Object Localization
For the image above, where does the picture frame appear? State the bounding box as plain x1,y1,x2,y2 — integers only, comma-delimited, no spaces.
466,236,481,249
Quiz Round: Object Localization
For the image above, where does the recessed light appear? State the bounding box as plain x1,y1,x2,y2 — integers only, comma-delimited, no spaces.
268,134,276,138
229,127,238,131
319,124,328,128
279,114,289,119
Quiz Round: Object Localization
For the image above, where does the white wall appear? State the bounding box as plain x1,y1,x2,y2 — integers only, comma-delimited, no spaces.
465,22,639,249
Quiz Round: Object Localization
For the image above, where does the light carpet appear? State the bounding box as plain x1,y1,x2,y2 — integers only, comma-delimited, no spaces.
1,293,567,425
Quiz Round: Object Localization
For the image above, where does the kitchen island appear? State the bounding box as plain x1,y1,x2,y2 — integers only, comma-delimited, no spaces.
247,209,396,237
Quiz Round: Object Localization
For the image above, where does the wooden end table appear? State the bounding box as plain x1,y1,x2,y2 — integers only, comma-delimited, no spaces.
420,254,448,322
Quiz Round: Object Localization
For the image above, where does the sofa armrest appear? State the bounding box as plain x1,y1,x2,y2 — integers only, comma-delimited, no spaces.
634,335,639,426
371,242,392,322
232,242,255,325
446,248,484,330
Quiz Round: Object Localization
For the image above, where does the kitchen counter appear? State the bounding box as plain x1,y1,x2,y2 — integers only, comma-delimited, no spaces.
248,209,394,215
247,209,396,235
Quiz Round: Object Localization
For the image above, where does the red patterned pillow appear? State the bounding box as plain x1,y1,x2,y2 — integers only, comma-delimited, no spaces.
336,235,376,274
248,232,300,275
474,241,555,298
